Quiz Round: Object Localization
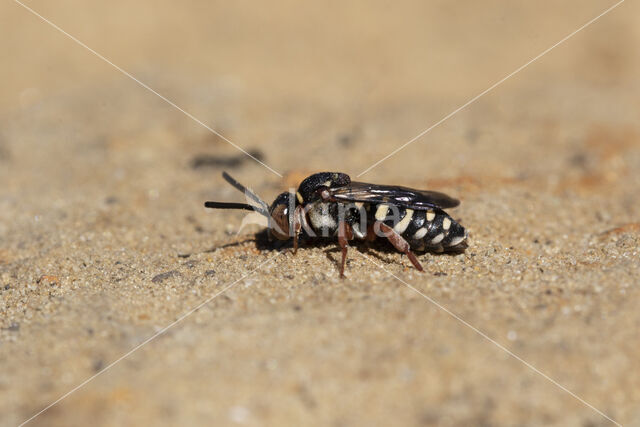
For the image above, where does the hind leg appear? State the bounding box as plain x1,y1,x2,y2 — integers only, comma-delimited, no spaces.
376,222,424,272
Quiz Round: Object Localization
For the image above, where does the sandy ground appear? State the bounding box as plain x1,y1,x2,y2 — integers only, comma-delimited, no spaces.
1,1,639,426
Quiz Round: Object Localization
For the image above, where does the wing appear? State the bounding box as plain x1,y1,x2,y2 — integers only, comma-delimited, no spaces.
328,181,460,210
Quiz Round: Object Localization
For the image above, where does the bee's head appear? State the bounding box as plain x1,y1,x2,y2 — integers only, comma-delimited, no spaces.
268,191,295,240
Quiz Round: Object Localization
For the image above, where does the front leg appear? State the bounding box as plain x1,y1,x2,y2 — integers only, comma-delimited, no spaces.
292,205,305,254
337,220,354,278
376,222,424,272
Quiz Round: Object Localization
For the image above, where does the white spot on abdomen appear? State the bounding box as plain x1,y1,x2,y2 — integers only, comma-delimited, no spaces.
413,227,428,239
448,235,466,247
393,209,413,234
443,217,451,230
375,205,389,221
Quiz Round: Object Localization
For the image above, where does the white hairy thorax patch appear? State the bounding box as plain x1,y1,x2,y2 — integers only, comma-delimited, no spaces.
308,202,337,231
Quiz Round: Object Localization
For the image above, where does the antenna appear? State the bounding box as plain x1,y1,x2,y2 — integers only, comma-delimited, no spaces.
204,172,270,217
222,172,269,211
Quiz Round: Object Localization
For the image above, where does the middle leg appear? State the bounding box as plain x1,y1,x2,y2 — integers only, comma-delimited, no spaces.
337,220,354,278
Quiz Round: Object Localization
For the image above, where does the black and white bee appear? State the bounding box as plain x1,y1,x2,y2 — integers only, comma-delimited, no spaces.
205,172,468,277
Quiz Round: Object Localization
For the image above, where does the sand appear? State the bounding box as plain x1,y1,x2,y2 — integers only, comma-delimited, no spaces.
1,1,639,426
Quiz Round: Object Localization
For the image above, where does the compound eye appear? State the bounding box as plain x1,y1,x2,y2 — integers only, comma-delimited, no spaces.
269,204,290,240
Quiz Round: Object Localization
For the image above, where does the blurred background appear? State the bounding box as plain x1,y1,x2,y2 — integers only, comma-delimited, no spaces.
1,1,639,426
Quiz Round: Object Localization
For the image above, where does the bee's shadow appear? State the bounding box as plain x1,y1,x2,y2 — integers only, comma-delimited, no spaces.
183,229,466,263
320,239,466,266
260,231,467,268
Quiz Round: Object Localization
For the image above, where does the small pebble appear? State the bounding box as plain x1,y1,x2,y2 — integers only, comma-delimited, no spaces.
151,270,181,283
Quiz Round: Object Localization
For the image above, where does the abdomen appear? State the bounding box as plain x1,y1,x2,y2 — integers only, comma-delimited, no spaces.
371,204,467,252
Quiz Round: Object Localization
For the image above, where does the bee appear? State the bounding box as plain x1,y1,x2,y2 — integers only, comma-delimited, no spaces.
205,172,468,277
